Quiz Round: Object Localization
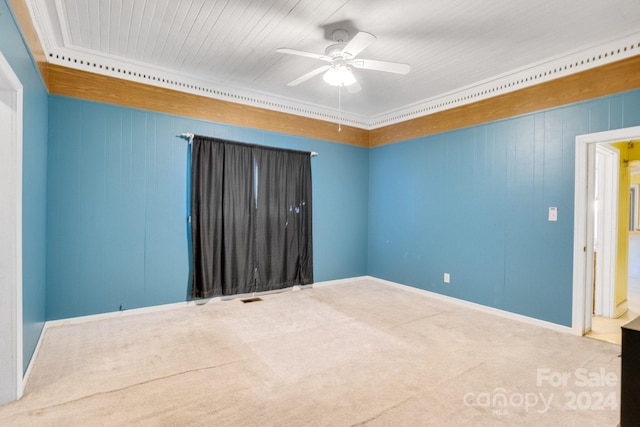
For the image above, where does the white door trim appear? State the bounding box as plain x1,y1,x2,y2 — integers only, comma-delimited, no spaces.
573,126,640,336
631,183,640,231
0,51,24,403
593,144,619,319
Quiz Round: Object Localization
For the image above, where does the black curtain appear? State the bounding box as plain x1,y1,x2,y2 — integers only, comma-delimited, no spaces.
191,136,313,298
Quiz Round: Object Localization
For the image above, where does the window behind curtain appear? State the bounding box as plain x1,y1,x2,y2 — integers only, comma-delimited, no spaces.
190,136,313,298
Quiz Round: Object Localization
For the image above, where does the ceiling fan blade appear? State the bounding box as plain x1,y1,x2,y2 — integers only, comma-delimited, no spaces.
276,48,332,62
347,79,362,94
351,58,411,75
287,65,331,86
341,31,376,58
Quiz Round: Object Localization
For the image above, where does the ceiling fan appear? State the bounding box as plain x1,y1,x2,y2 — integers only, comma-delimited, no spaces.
277,29,411,93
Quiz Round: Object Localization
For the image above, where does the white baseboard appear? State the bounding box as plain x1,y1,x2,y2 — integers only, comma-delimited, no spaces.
311,276,370,288
39,274,572,357
363,276,574,335
45,300,198,328
43,277,368,328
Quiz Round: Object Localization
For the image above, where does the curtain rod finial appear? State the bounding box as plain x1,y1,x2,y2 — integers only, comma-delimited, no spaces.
180,132,195,140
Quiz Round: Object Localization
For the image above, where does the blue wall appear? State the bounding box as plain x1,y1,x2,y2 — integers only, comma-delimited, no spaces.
45,89,640,326
368,89,640,326
46,96,369,319
2,0,48,371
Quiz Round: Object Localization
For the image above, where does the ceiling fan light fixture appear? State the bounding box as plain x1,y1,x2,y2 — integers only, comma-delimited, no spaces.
323,65,356,87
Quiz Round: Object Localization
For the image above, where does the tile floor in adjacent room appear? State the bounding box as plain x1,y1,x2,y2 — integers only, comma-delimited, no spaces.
587,277,640,345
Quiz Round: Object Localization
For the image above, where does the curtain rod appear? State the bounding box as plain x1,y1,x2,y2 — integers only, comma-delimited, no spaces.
179,133,318,157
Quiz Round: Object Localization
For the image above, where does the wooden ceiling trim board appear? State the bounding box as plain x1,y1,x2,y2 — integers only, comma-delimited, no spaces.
47,63,369,147
369,55,640,147
9,0,48,86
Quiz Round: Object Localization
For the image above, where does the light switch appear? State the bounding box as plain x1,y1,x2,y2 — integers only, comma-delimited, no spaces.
548,207,558,222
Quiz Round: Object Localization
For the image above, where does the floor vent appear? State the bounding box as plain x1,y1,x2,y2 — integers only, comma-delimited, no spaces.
241,297,262,304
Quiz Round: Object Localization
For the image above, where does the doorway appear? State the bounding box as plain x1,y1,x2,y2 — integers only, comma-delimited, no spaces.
0,52,24,404
573,126,640,338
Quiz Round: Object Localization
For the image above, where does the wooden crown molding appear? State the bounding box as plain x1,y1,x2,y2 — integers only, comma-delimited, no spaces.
370,55,640,147
38,55,640,148
47,64,369,147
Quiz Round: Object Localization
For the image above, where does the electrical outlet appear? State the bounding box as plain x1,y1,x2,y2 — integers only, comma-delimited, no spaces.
444,273,450,284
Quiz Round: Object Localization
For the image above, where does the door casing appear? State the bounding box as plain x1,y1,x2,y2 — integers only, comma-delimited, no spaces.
0,51,24,404
573,127,640,335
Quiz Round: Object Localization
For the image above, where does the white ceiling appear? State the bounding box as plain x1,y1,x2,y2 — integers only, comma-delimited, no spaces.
26,0,640,128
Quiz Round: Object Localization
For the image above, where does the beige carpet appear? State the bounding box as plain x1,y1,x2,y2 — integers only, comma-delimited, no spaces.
0,278,621,426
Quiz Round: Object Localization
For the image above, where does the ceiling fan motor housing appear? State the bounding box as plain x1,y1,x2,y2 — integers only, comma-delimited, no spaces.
331,29,349,43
